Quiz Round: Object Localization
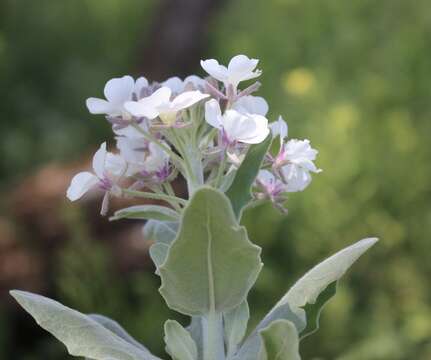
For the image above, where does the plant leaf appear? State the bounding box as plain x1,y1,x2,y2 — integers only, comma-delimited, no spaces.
149,242,170,275
226,135,272,219
224,301,250,358
258,320,301,360
111,205,179,222
10,290,161,360
164,319,198,360
159,187,262,316
299,281,337,340
235,238,377,359
88,314,151,352
143,220,179,245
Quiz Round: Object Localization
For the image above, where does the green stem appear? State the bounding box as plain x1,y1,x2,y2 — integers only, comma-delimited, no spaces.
131,123,184,165
122,189,187,207
203,311,225,360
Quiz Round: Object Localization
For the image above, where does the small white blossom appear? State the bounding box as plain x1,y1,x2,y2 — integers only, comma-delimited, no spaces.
162,75,206,93
86,76,148,119
201,54,261,90
117,137,170,179
233,95,269,116
276,139,321,192
67,143,126,214
205,99,269,145
125,86,209,126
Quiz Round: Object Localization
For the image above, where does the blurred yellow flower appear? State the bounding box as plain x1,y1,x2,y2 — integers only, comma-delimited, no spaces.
282,67,315,96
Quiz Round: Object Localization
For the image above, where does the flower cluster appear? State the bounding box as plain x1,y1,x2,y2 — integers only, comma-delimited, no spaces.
67,54,321,214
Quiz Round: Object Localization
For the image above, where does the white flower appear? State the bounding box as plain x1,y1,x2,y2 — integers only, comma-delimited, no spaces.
117,136,170,177
233,95,269,116
201,54,261,90
125,86,209,126
205,99,269,145
162,75,206,93
276,139,321,192
86,76,148,118
66,142,126,202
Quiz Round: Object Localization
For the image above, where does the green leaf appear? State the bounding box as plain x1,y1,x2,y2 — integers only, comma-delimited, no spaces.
88,314,151,352
299,281,337,340
143,220,179,245
282,237,378,321
226,135,272,219
159,187,262,316
164,319,198,360
224,301,250,358
235,238,377,359
111,205,179,222
10,290,160,360
258,320,301,360
149,242,170,275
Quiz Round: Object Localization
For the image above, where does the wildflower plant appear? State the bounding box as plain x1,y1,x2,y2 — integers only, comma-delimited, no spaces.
11,55,377,360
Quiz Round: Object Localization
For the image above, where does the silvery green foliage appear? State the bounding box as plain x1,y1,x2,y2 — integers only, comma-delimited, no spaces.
11,54,378,360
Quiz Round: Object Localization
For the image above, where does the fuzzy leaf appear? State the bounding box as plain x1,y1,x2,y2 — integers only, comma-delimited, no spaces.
143,220,179,245
226,135,272,219
224,301,250,358
258,320,300,360
149,242,170,275
111,205,179,222
299,281,337,339
186,317,203,360
236,238,377,359
88,314,151,352
10,290,160,360
164,320,198,360
159,187,262,316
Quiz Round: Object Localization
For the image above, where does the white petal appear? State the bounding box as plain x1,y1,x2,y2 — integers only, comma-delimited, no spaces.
282,165,312,192
233,96,269,116
228,55,259,74
92,142,107,178
184,75,206,89
134,77,149,96
163,77,184,93
103,76,135,104
257,169,275,184
205,99,222,129
270,116,288,140
86,98,115,115
200,59,228,82
171,90,209,111
66,172,99,201
105,153,127,177
124,100,159,119
113,123,148,138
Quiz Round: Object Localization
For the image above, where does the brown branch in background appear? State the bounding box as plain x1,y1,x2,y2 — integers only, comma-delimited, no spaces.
139,0,227,79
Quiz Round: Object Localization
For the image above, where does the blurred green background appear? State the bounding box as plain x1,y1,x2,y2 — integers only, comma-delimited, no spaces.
1,0,431,359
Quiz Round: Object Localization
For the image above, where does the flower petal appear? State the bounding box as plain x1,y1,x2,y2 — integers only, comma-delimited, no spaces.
66,172,99,201
171,90,209,111
270,116,288,140
163,77,184,93
86,98,115,115
92,142,107,178
200,59,228,83
205,99,222,129
233,95,269,116
103,76,135,104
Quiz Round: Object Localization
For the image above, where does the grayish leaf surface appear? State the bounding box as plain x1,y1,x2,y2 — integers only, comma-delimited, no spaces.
10,290,161,360
159,187,262,316
164,320,198,360
258,320,300,360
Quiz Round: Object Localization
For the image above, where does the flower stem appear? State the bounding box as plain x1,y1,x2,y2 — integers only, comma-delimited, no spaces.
203,311,225,360
122,188,187,207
